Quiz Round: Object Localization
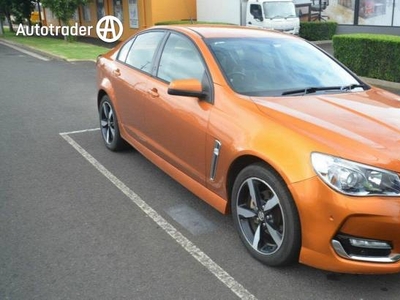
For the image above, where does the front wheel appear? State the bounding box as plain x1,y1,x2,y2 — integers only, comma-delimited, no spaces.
231,163,301,267
99,95,128,151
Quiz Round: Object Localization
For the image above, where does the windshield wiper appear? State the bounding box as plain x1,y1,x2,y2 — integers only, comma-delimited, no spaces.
282,86,343,96
282,84,366,96
340,83,367,91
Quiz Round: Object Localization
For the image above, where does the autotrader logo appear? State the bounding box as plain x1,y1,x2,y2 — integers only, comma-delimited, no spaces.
16,15,123,43
96,16,124,43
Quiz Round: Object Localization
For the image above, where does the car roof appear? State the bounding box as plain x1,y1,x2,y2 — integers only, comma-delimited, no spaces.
151,25,298,40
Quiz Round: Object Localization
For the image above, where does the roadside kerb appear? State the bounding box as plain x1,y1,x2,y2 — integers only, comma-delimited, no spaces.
0,37,97,62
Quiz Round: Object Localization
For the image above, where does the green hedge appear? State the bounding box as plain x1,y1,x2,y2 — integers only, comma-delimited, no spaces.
299,21,337,41
333,34,400,82
156,20,337,41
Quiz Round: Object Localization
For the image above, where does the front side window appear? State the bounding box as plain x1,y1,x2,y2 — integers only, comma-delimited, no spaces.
125,31,165,74
250,4,263,20
157,33,206,83
207,37,361,96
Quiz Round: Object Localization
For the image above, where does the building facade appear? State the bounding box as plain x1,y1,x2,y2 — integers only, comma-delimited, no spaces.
44,0,197,41
42,0,398,42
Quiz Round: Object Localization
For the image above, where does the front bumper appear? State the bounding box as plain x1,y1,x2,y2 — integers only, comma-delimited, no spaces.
289,176,400,274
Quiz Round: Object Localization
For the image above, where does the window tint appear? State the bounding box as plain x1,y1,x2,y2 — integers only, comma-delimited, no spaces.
126,31,165,73
157,33,206,83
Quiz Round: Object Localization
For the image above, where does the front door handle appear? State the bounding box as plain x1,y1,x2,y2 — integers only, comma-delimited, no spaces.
148,87,159,98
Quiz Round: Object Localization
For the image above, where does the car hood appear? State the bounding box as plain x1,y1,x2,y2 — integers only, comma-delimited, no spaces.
252,88,400,171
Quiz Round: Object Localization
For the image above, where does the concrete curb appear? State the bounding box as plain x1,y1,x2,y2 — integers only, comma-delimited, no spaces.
312,40,332,45
0,38,65,61
360,77,400,90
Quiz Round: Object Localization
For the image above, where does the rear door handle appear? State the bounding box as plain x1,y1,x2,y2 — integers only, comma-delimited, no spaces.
113,68,121,76
148,87,159,98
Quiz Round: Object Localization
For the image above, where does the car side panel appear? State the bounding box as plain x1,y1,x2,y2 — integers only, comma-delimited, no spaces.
203,85,320,196
111,62,149,143
143,76,212,185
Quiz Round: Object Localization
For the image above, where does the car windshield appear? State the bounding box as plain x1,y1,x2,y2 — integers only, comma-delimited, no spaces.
207,37,362,97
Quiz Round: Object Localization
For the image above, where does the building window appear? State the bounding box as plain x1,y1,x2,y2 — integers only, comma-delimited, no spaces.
73,9,79,21
394,0,400,26
358,0,394,26
320,0,355,25
315,0,399,26
82,5,91,22
114,0,124,22
128,0,139,28
97,0,105,21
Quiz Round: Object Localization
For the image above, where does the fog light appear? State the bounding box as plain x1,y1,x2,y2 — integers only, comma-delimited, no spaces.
349,237,391,249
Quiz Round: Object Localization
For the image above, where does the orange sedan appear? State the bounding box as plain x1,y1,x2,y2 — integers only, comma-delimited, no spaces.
96,25,400,274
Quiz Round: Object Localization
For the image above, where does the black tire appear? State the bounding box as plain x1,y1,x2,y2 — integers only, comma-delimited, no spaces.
231,163,301,267
99,95,128,151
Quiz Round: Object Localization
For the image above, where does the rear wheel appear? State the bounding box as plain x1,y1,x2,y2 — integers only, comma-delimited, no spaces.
99,95,128,151
231,163,301,266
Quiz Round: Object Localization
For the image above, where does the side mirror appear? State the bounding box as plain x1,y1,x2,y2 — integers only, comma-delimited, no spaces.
167,79,207,99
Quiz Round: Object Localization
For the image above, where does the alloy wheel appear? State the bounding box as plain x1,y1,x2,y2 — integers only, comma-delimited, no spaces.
235,177,284,255
100,101,115,145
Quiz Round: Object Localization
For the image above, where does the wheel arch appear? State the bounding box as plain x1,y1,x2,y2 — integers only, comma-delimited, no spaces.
226,154,297,207
227,155,276,202
97,76,117,110
97,89,108,109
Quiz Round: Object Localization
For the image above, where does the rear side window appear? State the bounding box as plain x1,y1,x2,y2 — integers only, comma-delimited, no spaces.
125,31,165,74
117,39,134,62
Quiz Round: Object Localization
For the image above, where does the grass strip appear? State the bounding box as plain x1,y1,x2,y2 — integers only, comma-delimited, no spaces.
0,30,109,61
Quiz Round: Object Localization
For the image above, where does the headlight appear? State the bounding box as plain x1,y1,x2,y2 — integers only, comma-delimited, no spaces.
311,153,400,196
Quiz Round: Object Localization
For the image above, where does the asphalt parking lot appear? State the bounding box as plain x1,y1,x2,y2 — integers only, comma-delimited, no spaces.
1,41,400,300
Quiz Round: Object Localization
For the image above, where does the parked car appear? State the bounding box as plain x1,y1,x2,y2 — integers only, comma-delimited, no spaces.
96,25,400,274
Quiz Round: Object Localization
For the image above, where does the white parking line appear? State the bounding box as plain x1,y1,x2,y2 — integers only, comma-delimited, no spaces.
60,130,257,300
59,128,100,135
0,40,50,61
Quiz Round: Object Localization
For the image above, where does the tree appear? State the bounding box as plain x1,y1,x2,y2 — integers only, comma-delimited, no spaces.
41,0,89,41
0,12,4,35
41,0,88,25
12,0,35,27
0,0,36,32
0,0,14,32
